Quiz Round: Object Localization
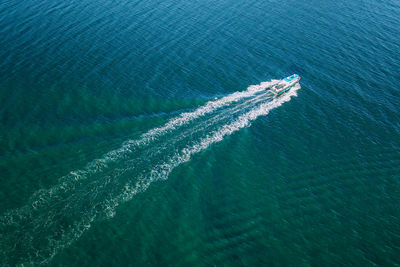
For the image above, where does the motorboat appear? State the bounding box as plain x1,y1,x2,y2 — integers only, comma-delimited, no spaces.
270,74,301,95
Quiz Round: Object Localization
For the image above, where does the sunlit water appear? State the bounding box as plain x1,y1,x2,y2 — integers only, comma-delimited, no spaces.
0,0,399,265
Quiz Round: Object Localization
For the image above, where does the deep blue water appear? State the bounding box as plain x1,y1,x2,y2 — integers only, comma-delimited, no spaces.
0,0,400,265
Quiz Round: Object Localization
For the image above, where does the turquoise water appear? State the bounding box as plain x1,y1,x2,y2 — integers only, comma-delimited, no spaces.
1,0,400,265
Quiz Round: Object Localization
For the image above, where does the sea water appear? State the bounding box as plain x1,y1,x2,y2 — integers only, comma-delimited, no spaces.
0,0,399,265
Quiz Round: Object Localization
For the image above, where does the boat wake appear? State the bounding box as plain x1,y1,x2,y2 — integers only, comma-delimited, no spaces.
0,80,300,265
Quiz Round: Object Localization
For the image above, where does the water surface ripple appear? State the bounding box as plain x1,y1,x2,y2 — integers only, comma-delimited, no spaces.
0,0,399,265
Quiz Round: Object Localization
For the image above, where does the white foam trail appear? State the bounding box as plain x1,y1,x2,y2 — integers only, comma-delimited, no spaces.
0,80,297,265
27,81,276,210
64,80,277,182
136,92,273,159
127,80,276,145
118,84,301,204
